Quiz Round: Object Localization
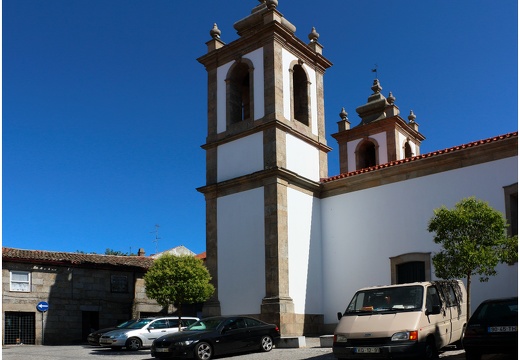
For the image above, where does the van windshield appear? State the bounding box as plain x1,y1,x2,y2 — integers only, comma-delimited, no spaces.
345,285,423,314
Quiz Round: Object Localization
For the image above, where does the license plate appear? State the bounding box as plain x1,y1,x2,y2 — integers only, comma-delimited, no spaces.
488,326,517,333
355,347,380,353
155,348,170,352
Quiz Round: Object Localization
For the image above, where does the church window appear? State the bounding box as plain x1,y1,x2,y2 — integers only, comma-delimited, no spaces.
291,64,309,126
390,253,431,284
356,140,377,170
227,61,253,125
404,142,413,158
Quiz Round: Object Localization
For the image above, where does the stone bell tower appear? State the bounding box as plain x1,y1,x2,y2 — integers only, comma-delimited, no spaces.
197,0,332,335
332,79,425,173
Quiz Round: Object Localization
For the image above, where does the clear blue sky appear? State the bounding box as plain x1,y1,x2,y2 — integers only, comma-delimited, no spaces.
3,0,518,256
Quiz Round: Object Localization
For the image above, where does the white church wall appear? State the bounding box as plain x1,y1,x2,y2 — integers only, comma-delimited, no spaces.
245,48,265,121
217,132,263,182
216,61,233,134
287,187,323,314
305,65,318,136
282,48,296,122
216,48,265,133
321,156,518,324
217,188,266,315
286,133,320,182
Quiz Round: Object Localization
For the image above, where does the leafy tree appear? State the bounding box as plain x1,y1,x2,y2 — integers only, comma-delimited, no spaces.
144,254,214,328
105,248,133,256
428,197,518,315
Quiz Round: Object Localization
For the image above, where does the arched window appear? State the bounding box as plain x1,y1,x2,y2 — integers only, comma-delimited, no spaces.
292,64,309,125
227,62,252,125
404,142,413,158
356,140,377,170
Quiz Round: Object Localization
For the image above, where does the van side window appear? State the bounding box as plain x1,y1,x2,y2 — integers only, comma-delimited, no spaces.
446,285,457,307
426,286,441,313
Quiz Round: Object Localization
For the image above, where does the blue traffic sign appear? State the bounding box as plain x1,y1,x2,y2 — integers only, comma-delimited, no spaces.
37,301,49,312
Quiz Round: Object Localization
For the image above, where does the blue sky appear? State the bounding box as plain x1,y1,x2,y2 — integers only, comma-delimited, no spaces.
3,0,518,256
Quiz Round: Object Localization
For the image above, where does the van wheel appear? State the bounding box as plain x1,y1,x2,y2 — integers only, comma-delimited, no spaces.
125,337,142,351
423,338,438,360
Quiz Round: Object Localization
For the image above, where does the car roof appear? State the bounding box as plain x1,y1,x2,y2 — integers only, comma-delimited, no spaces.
479,297,518,304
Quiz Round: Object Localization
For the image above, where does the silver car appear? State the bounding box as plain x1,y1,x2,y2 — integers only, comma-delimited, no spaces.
99,316,199,350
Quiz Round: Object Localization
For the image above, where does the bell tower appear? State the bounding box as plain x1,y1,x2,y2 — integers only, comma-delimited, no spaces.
332,79,426,173
197,0,332,335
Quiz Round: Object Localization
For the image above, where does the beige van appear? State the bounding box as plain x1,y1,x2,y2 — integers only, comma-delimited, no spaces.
333,280,466,359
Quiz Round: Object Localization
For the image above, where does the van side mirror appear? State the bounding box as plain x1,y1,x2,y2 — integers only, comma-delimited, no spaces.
426,305,441,315
337,312,343,320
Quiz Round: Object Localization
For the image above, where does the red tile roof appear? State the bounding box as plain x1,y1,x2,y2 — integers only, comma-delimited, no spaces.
2,247,154,269
322,132,518,183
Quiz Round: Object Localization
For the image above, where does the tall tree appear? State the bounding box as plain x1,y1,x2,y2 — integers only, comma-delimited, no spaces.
428,197,518,316
144,254,214,328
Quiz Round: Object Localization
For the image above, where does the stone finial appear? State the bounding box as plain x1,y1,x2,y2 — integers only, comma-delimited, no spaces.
210,23,221,39
339,107,348,121
308,27,320,43
387,92,395,105
408,110,417,123
371,79,382,94
266,0,278,10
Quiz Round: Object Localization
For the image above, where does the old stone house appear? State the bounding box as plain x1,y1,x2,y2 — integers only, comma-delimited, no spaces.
2,247,201,345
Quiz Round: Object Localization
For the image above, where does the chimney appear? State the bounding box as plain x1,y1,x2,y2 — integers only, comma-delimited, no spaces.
138,248,145,256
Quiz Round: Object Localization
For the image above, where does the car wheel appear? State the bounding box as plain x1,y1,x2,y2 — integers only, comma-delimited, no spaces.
260,335,273,352
195,341,212,360
125,337,142,351
423,337,438,360
465,351,481,360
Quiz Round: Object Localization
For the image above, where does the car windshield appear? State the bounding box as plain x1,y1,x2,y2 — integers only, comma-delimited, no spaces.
125,319,153,329
186,318,224,331
345,285,423,314
473,299,518,323
117,319,138,328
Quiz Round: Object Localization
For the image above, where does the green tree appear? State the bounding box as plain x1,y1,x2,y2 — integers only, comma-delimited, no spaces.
144,254,214,328
428,197,518,316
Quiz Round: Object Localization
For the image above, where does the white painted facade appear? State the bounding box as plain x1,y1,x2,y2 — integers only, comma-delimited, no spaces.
217,132,263,182
217,188,266,315
286,134,320,182
321,156,518,323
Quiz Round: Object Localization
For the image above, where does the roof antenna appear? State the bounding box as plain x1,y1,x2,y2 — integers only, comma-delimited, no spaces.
151,224,160,254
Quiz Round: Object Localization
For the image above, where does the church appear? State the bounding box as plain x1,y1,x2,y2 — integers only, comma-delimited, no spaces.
196,1,518,335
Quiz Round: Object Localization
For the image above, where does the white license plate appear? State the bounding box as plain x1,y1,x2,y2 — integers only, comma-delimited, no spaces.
488,326,517,333
155,348,170,352
355,347,380,353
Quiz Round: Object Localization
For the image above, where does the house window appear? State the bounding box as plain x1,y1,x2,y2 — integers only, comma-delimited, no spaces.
292,64,309,125
227,60,254,125
504,183,518,236
110,275,128,293
356,140,377,170
10,271,31,292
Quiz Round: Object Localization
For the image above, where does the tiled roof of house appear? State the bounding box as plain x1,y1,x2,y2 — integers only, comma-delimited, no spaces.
2,247,154,269
322,131,518,183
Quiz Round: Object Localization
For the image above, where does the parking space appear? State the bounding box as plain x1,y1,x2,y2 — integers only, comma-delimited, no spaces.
2,343,515,360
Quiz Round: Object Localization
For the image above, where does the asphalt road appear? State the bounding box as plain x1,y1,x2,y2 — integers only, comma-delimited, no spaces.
2,341,514,360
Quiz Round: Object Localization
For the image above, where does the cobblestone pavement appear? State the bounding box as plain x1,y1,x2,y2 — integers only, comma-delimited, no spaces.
2,339,514,360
